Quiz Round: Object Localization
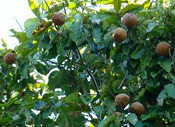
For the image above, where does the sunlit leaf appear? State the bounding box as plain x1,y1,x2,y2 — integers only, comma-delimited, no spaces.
28,0,40,17
126,113,138,125
114,0,121,13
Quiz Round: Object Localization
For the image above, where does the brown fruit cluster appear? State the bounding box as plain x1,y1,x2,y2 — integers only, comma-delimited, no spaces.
156,42,171,56
130,102,145,116
52,12,65,26
3,52,16,64
115,93,130,108
122,13,137,28
112,28,127,42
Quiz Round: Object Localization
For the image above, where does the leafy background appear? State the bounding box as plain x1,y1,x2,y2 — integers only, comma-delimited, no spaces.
0,0,175,126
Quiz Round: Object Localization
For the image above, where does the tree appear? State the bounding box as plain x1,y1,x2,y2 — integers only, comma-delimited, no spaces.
0,0,175,126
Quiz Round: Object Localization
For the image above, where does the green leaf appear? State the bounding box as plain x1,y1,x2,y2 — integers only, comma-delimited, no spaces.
141,112,159,121
157,90,166,106
0,116,13,124
122,43,130,55
24,18,40,30
165,84,175,99
131,45,144,59
31,111,40,127
158,59,172,73
70,14,83,43
140,49,152,69
64,93,81,103
80,96,93,105
28,0,40,17
35,62,54,75
146,22,159,32
48,70,69,90
126,113,138,125
10,29,28,43
93,24,102,43
121,4,144,15
114,0,121,13
26,23,38,38
43,108,51,119
20,63,29,79
98,115,115,127
34,101,46,110
94,105,104,118
97,0,113,4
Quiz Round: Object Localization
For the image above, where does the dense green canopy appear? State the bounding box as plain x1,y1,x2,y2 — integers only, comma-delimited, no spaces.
0,0,175,126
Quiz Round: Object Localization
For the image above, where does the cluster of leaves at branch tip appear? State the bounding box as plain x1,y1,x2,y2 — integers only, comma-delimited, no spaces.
3,52,16,64
52,11,65,26
115,94,145,116
156,42,171,56
112,12,137,43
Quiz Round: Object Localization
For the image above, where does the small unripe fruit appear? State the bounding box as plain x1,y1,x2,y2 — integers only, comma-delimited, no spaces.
4,52,16,64
57,29,63,35
156,42,171,56
52,12,65,26
130,102,145,116
122,13,137,28
70,112,81,117
112,28,127,42
115,112,121,116
115,93,130,108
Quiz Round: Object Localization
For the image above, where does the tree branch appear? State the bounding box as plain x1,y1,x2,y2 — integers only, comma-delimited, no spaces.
76,48,100,96
118,77,127,89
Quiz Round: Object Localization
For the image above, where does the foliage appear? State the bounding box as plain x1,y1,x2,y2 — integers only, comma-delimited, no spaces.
0,0,175,126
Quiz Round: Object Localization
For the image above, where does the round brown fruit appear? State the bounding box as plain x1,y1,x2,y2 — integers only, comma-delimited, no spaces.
115,93,130,108
52,12,65,26
156,42,171,56
122,13,137,28
130,102,145,116
4,52,16,64
112,28,127,42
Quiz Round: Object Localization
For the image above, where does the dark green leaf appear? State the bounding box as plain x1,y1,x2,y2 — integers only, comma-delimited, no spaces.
158,59,172,73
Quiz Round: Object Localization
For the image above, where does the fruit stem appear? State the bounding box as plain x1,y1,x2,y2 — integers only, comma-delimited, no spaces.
63,2,67,15
106,88,115,98
118,77,127,89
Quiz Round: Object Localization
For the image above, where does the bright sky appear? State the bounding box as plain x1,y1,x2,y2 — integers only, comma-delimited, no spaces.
0,0,35,49
0,0,146,49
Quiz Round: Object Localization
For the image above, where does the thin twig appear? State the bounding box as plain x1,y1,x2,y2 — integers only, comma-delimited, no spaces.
118,77,127,89
106,88,115,98
169,48,173,58
63,3,67,15
44,0,51,12
14,17,24,32
76,48,100,96
87,68,100,95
